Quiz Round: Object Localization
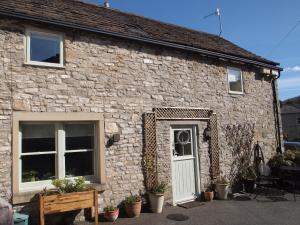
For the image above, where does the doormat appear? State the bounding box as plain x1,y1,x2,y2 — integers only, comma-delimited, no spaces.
167,213,189,221
177,201,205,209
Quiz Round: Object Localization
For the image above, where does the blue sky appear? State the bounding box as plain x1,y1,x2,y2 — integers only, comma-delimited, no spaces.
88,0,300,100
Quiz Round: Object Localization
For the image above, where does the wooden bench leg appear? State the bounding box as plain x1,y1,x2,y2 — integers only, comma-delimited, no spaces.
94,190,99,225
39,195,45,225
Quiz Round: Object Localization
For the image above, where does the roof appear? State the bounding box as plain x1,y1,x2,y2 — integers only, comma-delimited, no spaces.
0,0,280,69
281,96,300,114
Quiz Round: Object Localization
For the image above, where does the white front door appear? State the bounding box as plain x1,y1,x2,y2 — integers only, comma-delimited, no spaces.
171,126,199,203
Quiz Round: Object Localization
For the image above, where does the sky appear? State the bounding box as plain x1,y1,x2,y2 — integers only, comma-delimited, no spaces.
87,0,300,101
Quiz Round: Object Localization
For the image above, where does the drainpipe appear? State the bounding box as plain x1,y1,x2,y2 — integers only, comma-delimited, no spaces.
271,70,282,153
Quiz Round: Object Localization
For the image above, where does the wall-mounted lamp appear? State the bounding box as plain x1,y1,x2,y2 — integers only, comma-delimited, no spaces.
203,127,211,141
106,133,120,147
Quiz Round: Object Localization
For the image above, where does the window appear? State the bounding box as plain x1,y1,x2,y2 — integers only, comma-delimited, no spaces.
26,29,63,67
173,129,193,157
228,67,243,94
20,123,95,188
298,118,300,124
13,112,105,200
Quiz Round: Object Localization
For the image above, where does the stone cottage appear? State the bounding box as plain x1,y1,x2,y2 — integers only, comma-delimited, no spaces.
0,0,282,219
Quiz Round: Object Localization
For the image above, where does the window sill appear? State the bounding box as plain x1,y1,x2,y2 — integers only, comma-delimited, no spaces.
229,91,244,96
13,183,107,204
23,62,65,69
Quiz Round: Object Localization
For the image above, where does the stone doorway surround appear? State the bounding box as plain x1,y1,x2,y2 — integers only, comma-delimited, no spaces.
143,107,220,190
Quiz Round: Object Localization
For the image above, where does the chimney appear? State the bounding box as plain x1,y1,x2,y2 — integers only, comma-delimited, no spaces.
104,1,110,8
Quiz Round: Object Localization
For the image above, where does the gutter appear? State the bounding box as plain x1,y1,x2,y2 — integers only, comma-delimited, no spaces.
271,71,283,153
0,9,283,71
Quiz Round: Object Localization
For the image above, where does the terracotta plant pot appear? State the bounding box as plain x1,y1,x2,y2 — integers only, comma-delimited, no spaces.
204,191,214,201
104,208,119,222
216,183,229,200
149,193,164,213
125,201,142,217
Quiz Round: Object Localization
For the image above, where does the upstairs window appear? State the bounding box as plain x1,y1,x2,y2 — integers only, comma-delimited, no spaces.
26,29,63,67
228,67,243,94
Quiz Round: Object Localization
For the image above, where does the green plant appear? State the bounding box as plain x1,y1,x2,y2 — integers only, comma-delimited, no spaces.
150,182,168,194
204,183,213,192
104,206,117,212
268,151,295,169
22,170,38,182
241,165,256,180
126,195,141,204
51,176,89,193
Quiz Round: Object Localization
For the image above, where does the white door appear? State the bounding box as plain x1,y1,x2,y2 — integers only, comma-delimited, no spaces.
171,127,199,203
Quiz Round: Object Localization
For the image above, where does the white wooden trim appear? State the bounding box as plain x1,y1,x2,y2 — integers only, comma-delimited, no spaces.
65,149,94,153
20,151,56,156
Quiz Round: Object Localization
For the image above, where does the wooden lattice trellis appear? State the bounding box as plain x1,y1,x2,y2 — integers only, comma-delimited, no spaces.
143,107,220,190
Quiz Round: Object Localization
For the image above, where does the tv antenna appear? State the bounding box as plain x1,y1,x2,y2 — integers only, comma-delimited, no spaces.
204,8,223,37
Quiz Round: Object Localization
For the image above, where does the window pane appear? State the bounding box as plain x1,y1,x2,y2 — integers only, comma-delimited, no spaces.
30,33,60,64
228,68,243,92
22,124,55,153
65,151,94,177
184,143,192,155
22,154,55,182
65,124,94,150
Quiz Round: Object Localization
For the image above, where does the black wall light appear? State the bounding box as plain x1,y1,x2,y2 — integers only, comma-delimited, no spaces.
203,127,211,141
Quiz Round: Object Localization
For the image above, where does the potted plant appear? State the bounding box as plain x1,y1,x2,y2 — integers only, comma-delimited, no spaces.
104,206,119,222
241,165,257,193
149,181,168,213
215,176,229,200
203,183,214,201
124,195,142,217
39,177,98,225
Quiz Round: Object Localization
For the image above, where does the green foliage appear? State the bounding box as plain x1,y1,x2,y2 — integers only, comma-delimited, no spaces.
104,206,117,212
150,181,168,194
51,176,89,193
241,165,257,180
125,195,141,204
268,150,296,169
22,170,38,182
204,182,213,192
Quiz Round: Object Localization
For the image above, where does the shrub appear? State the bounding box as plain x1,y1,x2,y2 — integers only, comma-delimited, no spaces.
104,206,117,212
125,195,141,204
51,176,89,193
150,182,168,194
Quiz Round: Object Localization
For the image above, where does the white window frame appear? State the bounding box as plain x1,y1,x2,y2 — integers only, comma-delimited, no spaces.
227,67,244,95
19,122,97,192
25,28,64,68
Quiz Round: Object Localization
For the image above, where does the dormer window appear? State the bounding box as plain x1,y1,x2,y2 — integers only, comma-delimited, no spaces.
26,29,63,67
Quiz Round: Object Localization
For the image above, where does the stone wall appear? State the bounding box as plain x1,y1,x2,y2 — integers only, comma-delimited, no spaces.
0,17,280,213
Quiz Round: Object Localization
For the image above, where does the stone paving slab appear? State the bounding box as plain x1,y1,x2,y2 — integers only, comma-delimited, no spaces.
76,193,300,225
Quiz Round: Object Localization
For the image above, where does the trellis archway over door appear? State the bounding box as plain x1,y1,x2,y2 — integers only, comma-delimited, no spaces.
143,107,220,190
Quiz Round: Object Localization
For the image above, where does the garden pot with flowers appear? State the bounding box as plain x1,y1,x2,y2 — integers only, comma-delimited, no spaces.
124,195,142,217
204,183,214,201
148,181,168,213
104,206,119,222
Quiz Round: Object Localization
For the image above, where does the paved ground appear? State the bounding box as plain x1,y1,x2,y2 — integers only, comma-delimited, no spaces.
77,193,300,225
